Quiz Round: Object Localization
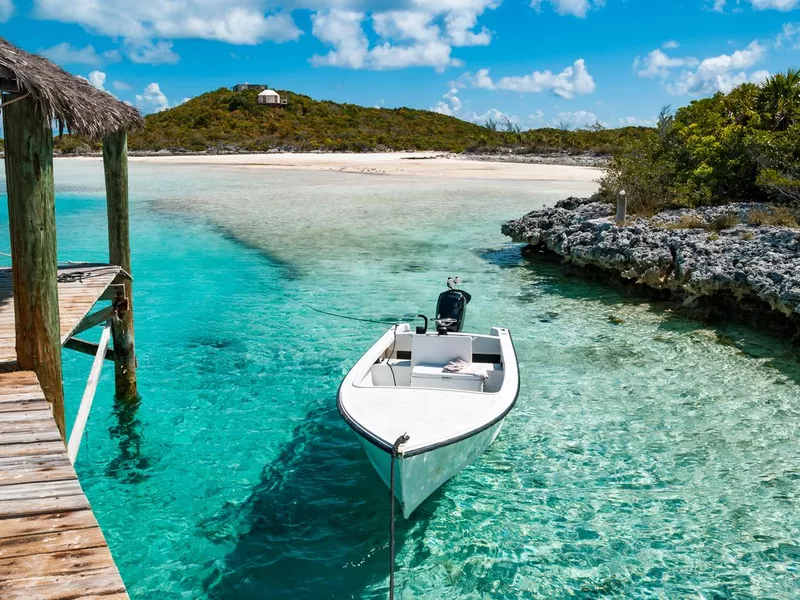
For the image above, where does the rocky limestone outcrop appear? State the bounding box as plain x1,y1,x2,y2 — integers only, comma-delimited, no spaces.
502,198,800,323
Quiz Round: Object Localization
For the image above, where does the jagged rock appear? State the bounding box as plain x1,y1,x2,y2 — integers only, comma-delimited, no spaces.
502,201,800,320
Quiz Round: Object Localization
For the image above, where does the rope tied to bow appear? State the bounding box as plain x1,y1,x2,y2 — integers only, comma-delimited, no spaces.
389,433,409,600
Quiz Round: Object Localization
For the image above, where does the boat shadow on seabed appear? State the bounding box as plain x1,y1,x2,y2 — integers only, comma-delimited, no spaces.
201,406,439,600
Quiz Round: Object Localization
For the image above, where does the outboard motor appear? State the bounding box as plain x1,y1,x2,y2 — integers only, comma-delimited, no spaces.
436,287,471,333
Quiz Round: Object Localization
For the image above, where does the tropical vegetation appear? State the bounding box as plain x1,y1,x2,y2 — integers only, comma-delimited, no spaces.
126,88,649,155
599,69,800,215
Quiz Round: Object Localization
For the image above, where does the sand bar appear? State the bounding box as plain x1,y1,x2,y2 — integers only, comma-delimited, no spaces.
119,152,602,182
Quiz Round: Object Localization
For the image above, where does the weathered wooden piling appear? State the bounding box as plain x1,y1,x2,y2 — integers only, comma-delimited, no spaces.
616,189,628,226
103,130,138,401
2,93,66,438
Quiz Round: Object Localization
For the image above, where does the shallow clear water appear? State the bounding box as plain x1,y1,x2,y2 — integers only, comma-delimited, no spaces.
1,159,798,599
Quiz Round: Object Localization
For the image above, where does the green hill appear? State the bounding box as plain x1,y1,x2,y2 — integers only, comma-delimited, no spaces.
127,87,650,155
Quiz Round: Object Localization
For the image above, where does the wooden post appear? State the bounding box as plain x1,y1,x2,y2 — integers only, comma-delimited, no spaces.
616,190,628,225
2,94,66,438
102,130,138,402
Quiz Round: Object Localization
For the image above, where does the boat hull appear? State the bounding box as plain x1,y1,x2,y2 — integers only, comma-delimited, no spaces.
359,420,505,518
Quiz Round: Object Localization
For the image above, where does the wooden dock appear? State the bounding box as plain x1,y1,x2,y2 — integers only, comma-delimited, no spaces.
0,264,123,371
0,266,129,599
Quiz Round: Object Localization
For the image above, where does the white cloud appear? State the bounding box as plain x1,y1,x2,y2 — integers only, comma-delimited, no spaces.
136,82,170,113
776,22,800,49
310,10,369,69
668,41,766,95
0,0,14,22
126,40,180,64
444,10,491,46
430,87,521,127
470,107,519,126
431,87,462,116
112,80,132,91
32,1,500,72
464,59,596,99
34,0,301,45
310,8,484,71
88,70,106,91
40,42,119,66
636,41,767,96
750,69,771,84
635,49,699,79
556,110,602,128
529,109,545,124
662,40,680,49
712,0,799,10
619,116,656,127
530,0,605,18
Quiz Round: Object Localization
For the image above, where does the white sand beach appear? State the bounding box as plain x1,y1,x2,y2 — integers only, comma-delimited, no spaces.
126,152,602,182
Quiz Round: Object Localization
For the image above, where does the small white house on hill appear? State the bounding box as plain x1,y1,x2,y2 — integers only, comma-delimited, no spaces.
257,89,286,106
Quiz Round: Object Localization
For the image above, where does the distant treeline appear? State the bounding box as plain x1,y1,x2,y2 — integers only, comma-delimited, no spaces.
27,88,652,156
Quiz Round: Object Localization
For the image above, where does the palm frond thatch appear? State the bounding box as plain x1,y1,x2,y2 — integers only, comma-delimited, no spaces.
0,37,144,138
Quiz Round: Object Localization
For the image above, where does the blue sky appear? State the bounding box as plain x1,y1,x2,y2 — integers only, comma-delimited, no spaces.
2,0,800,129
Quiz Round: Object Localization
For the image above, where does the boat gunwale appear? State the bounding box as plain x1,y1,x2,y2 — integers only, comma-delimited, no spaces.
337,328,520,458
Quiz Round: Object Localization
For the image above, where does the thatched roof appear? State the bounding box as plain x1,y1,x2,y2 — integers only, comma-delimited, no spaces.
0,37,144,138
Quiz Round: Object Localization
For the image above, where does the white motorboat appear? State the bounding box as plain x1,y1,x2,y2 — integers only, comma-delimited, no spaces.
338,284,519,518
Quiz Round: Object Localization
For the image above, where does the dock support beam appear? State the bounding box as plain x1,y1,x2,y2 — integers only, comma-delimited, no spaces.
2,94,66,438
102,130,138,402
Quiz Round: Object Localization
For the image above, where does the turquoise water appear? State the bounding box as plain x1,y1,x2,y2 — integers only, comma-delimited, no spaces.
1,159,799,599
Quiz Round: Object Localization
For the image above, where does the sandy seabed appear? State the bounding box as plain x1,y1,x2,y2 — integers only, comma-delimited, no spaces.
120,152,602,182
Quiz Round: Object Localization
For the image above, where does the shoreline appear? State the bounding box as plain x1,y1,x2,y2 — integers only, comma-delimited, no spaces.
54,152,603,182
503,198,800,340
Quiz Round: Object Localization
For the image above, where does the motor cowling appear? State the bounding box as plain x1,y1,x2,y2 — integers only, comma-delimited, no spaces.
435,289,471,333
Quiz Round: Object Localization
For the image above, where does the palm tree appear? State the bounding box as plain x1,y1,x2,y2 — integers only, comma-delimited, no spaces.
758,68,800,131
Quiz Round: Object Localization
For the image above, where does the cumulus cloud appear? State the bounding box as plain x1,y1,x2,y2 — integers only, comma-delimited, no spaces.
556,110,602,128
126,40,180,64
463,59,596,99
776,22,800,49
311,7,491,71
431,87,462,116
309,2,498,71
40,42,120,66
618,116,656,127
635,41,767,96
529,109,545,124
34,0,301,45
136,82,170,113
712,0,799,10
87,70,107,91
430,87,521,127
469,107,519,126
0,0,13,22
668,41,766,95
635,49,699,79
530,0,606,18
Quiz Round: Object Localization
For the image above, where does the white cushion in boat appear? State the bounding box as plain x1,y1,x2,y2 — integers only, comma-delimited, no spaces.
410,334,472,368
411,364,487,380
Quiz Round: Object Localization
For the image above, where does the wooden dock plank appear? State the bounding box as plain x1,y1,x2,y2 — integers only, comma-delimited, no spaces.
0,526,109,559
0,265,122,369
0,511,99,539
0,371,129,598
0,567,127,599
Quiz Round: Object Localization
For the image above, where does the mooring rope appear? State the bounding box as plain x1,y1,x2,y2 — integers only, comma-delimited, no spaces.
389,433,410,600
301,302,412,325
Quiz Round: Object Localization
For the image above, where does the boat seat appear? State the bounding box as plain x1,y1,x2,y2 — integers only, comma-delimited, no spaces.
410,334,472,369
411,364,487,392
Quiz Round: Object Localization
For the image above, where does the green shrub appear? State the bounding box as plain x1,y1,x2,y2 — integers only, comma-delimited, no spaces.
599,70,800,214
